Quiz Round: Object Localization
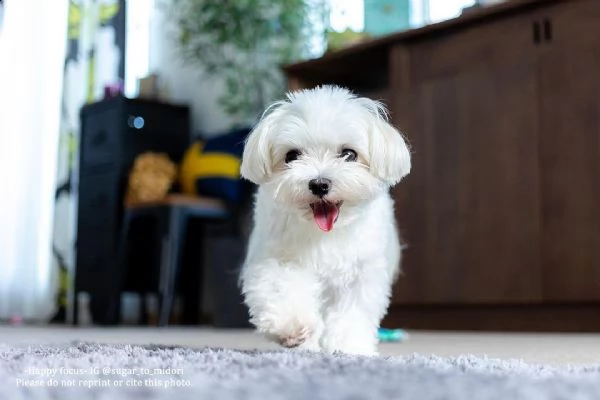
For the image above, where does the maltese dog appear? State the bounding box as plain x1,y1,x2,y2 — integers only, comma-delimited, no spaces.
239,85,411,355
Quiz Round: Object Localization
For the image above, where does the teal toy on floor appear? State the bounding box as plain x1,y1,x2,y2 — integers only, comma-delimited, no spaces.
378,328,409,342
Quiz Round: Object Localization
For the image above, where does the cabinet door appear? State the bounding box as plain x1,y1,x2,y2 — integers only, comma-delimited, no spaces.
538,1,600,301
392,56,542,305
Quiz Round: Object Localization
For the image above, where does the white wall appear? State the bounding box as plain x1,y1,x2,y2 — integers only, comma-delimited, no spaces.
148,3,234,137
126,0,235,137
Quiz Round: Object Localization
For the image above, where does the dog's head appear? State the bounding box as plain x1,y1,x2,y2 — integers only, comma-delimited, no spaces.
240,85,411,232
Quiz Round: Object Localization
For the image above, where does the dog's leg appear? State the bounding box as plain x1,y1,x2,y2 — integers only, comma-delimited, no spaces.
321,260,393,356
321,303,379,356
241,260,323,351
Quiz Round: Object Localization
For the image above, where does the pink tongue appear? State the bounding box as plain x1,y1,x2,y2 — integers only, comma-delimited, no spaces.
312,202,339,232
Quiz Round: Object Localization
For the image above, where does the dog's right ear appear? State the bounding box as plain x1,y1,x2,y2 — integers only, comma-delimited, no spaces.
240,104,282,184
357,97,411,186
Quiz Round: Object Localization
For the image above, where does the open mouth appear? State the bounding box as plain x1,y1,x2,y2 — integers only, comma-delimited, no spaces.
309,200,343,232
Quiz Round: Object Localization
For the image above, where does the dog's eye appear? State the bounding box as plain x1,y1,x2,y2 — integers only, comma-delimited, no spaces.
339,148,357,162
285,149,301,164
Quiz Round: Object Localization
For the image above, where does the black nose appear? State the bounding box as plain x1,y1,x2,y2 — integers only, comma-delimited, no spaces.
308,178,331,197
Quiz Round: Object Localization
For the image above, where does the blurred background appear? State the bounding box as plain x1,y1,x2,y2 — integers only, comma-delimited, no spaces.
1,0,598,337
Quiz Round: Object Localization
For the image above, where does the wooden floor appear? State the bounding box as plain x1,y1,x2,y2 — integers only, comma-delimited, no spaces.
1,325,600,366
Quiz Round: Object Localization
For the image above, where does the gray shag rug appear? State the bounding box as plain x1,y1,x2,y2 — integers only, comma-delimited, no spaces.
1,342,600,400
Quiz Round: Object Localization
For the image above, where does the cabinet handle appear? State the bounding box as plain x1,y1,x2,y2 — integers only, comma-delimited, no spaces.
532,21,541,45
543,18,553,42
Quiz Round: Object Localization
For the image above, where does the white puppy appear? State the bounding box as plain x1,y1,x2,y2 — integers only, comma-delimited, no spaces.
239,85,411,355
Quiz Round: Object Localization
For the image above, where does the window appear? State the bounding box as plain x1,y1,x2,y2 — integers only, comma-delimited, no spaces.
329,0,476,33
426,0,475,24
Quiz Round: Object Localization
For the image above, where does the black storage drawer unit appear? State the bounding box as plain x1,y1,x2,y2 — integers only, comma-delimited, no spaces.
75,96,190,324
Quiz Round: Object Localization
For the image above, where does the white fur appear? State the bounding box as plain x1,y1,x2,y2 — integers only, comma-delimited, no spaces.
239,85,411,356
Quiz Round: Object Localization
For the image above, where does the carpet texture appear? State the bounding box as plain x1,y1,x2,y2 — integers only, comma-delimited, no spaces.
1,342,600,400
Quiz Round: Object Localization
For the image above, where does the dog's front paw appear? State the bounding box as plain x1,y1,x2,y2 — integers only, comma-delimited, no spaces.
254,315,315,348
274,322,313,348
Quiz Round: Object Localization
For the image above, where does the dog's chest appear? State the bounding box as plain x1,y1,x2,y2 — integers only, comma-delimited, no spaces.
274,226,370,283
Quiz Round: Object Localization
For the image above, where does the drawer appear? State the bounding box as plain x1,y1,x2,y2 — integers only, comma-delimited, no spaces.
125,102,189,136
124,103,190,164
75,232,117,292
80,106,122,168
77,172,121,231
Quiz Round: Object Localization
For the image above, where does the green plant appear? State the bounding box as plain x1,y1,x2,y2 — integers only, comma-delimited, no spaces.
167,0,328,126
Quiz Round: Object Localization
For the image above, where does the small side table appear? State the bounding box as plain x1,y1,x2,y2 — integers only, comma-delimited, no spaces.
116,194,229,326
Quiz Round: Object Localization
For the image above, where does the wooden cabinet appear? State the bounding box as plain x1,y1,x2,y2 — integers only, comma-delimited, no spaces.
539,43,600,302
394,57,542,305
392,9,543,305
537,0,600,302
284,0,600,331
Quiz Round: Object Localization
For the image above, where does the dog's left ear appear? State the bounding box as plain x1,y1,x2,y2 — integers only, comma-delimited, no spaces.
362,99,411,186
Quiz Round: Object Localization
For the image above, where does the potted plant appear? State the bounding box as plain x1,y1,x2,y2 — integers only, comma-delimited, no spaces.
167,0,328,126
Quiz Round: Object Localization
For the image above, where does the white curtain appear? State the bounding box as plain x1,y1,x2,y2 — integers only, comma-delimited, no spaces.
0,1,68,320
